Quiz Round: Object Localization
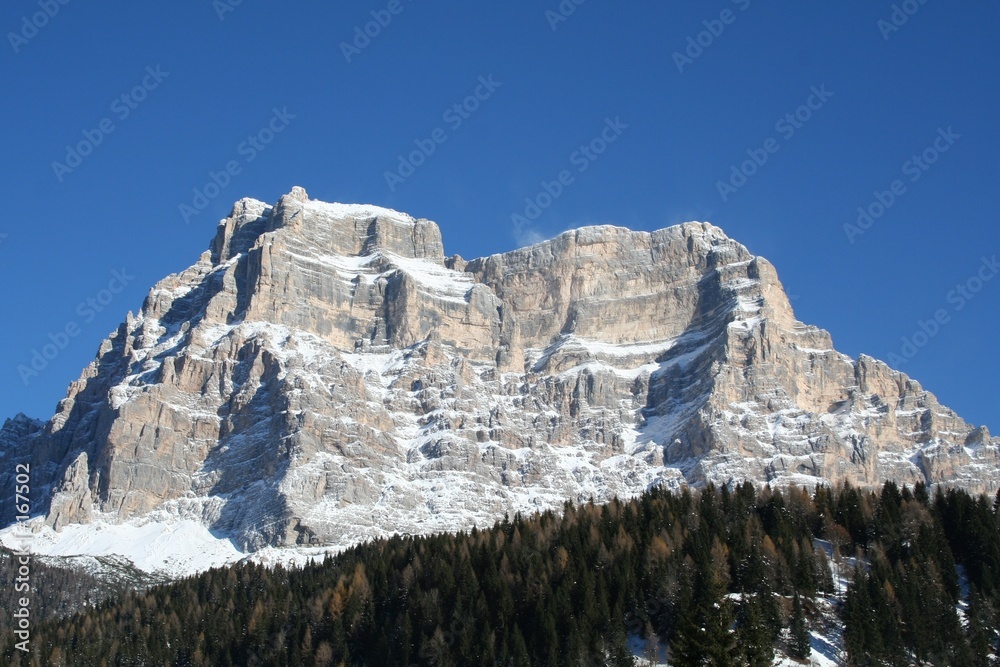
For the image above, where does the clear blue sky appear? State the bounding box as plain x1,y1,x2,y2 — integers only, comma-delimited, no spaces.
1,1,997,433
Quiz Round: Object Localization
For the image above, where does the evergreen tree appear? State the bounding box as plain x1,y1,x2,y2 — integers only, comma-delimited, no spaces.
966,587,997,667
736,593,775,667
672,539,736,667
788,592,811,661
843,568,883,666
815,545,835,596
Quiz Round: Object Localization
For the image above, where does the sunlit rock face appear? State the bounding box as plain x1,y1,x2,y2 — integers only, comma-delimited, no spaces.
2,186,996,552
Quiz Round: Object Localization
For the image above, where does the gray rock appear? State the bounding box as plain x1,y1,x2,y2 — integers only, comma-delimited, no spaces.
3,187,996,552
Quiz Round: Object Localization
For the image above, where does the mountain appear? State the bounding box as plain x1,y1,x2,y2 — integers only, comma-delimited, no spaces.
1,186,997,575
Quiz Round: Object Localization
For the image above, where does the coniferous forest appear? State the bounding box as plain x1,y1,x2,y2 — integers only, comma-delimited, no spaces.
2,482,999,667
0,549,129,639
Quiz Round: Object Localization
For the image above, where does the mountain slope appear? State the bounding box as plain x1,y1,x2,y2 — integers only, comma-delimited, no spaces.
1,186,996,574
8,484,998,666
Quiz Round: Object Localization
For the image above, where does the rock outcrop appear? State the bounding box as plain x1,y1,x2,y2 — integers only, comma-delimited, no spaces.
2,187,997,552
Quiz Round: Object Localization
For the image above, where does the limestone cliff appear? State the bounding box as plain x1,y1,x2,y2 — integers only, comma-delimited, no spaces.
2,187,996,553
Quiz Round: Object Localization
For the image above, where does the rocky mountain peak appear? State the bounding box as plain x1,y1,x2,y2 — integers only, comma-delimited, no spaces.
210,186,444,267
1,191,996,573
1,413,44,446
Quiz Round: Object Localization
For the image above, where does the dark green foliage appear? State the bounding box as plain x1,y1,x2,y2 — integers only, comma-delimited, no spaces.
839,482,1000,667
736,592,777,667
1,482,997,667
965,586,999,667
0,547,130,626
788,593,811,661
670,539,738,666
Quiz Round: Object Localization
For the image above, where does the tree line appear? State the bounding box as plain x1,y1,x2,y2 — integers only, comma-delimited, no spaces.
2,481,998,666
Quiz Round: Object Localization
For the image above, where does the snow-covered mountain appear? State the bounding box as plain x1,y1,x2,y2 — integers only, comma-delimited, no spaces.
2,186,997,576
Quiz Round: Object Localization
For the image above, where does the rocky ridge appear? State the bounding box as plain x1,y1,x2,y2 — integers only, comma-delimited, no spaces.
1,186,996,564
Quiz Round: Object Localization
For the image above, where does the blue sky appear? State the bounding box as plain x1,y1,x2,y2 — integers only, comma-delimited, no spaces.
1,1,997,432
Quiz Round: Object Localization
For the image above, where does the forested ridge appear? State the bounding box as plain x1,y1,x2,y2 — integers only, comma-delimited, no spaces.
2,482,998,666
0,547,128,634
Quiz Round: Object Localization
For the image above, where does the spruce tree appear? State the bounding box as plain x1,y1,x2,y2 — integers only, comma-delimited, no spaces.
736,593,775,667
672,541,737,667
844,568,882,666
966,587,996,667
788,592,811,661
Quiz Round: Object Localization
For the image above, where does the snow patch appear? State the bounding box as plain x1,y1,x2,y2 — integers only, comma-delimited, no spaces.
302,199,416,225
0,517,243,579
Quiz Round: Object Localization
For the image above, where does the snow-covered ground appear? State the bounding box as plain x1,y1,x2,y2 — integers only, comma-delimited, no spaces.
627,620,844,667
625,549,849,667
628,633,669,666
0,516,352,579
0,518,244,578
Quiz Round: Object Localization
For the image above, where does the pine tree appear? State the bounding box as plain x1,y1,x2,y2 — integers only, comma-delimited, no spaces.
672,541,737,667
966,587,996,667
736,593,775,667
844,568,882,666
815,545,835,596
508,626,532,667
788,593,811,661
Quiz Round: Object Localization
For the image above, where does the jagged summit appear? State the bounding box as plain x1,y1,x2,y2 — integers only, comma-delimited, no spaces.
209,187,440,267
1,188,996,575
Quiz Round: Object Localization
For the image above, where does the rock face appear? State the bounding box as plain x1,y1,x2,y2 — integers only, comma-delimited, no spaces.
2,187,997,551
